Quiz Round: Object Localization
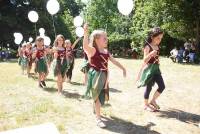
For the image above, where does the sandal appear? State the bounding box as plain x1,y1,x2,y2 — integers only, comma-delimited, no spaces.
150,101,160,110
144,105,157,112
96,118,106,128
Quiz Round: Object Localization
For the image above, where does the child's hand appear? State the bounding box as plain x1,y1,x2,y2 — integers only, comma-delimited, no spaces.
83,23,88,35
150,50,157,57
123,68,126,78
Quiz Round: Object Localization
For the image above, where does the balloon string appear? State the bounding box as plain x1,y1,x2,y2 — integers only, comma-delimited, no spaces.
34,23,37,38
52,15,56,38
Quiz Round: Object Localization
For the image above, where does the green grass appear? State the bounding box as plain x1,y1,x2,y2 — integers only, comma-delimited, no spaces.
0,58,200,134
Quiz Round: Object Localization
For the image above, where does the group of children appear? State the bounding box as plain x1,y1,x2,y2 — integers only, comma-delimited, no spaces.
17,25,166,128
18,35,80,92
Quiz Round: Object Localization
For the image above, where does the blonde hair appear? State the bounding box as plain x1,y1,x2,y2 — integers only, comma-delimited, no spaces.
54,34,65,47
89,30,106,48
65,39,71,45
35,36,44,47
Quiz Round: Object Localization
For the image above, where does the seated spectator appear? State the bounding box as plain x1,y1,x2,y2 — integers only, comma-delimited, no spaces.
177,47,184,63
169,47,178,62
189,43,196,63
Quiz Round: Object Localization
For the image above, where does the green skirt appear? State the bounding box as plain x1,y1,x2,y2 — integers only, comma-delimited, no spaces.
35,58,48,74
86,68,108,105
80,59,90,74
21,57,28,69
137,64,161,88
46,54,53,63
18,57,22,66
53,59,69,78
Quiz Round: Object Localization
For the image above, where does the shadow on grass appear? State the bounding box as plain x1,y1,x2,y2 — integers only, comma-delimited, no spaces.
62,90,83,100
102,116,160,134
70,81,83,86
157,108,200,126
109,88,122,93
46,78,56,82
102,103,112,108
43,87,57,93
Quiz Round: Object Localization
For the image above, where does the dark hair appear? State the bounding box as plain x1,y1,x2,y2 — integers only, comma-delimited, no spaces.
144,27,164,47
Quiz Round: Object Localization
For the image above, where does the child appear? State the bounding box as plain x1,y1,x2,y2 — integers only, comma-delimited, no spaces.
25,42,33,77
83,24,126,128
137,27,165,112
32,37,48,88
65,38,81,83
80,51,90,86
53,35,69,93
17,45,23,66
20,43,28,75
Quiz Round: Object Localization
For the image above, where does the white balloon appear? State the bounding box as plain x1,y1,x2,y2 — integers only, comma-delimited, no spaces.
117,0,134,16
39,28,45,35
28,11,39,23
46,0,60,15
29,37,33,42
44,36,51,46
13,32,23,44
15,39,22,45
75,27,84,38
74,16,84,27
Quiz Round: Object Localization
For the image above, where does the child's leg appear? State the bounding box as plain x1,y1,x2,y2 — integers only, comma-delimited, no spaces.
57,74,63,93
151,74,165,105
94,98,101,119
144,83,153,105
94,98,106,128
144,80,156,111
84,73,88,85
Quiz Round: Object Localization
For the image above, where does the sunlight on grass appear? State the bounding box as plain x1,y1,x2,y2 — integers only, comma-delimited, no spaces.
0,58,200,134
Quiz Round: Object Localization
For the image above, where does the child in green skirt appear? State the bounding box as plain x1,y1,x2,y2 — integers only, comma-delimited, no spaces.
52,35,69,93
83,24,126,128
32,37,48,88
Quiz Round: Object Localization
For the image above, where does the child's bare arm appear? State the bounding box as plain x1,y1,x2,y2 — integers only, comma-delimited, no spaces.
109,56,126,77
83,24,96,57
71,38,81,49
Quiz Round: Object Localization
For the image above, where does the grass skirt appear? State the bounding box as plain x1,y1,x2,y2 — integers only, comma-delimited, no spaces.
35,58,48,74
80,59,90,74
21,57,28,70
86,68,108,105
137,64,161,88
52,59,69,78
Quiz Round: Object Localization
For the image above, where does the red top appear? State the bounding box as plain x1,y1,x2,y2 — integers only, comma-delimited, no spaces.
66,47,74,59
90,49,110,72
57,48,66,59
36,49,45,59
147,45,160,64
25,50,32,58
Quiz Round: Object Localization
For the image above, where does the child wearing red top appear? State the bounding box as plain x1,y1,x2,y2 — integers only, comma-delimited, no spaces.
83,24,126,128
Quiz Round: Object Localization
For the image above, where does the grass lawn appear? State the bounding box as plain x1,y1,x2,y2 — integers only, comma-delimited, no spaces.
0,58,200,134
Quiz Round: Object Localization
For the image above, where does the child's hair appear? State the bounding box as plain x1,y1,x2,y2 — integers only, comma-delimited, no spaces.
89,30,106,48
65,40,71,45
54,34,65,47
144,27,164,47
35,36,44,43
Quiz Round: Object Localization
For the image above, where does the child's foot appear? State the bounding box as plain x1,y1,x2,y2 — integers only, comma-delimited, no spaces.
144,105,157,112
41,81,46,87
150,101,160,110
38,83,44,88
96,118,106,128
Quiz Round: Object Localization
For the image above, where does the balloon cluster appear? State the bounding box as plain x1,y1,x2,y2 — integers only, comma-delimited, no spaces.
13,33,23,45
74,16,84,38
117,0,134,16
